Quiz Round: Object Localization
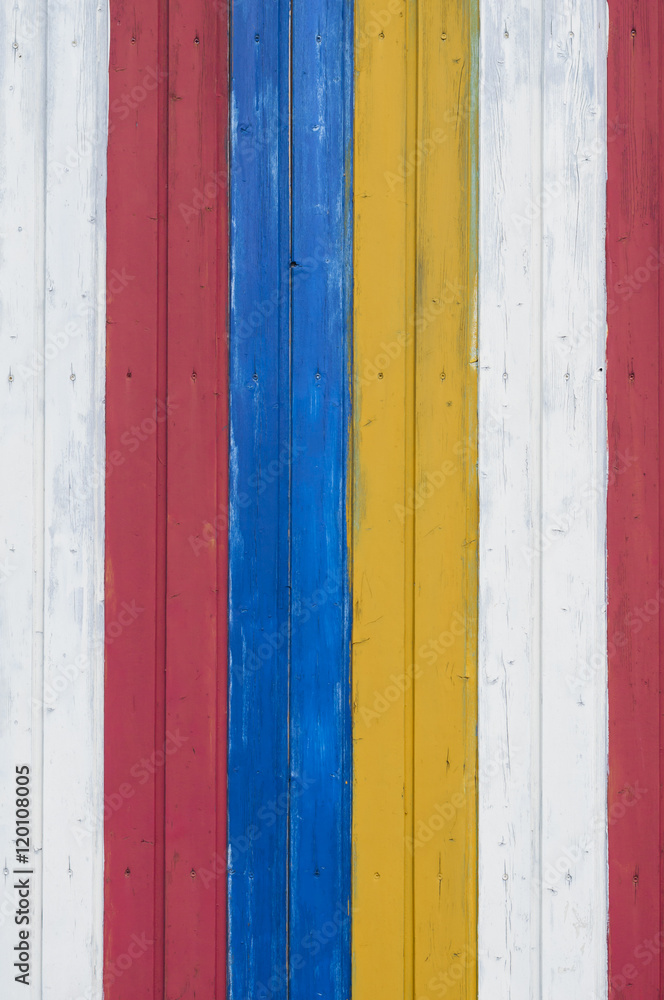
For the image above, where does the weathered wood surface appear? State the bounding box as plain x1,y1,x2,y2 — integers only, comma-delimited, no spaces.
478,1,608,996
105,0,229,996
228,1,352,997
607,2,664,995
352,2,478,997
0,1,108,996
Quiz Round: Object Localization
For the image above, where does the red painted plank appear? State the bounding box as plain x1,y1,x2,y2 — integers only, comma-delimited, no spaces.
163,1,229,996
607,2,662,996
105,0,228,995
105,5,165,997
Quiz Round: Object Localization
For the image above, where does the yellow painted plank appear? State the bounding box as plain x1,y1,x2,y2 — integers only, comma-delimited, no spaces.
352,0,408,996
352,1,478,997
413,1,478,996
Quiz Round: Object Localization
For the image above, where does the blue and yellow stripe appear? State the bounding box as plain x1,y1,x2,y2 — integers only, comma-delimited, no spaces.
228,1,477,997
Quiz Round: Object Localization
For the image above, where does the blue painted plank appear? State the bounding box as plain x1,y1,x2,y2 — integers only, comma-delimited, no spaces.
228,0,352,995
289,1,353,997
228,0,291,995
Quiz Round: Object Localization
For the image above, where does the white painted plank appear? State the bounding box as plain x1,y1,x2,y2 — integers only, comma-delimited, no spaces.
478,1,543,993
0,5,48,998
41,1,107,997
0,2,108,997
478,1,607,996
540,2,607,994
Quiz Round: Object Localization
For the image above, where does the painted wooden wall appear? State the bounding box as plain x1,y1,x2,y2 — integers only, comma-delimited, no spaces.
3,1,664,998
478,1,608,997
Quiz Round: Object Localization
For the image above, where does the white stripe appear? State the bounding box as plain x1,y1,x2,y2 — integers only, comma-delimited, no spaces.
0,2,108,997
478,1,607,996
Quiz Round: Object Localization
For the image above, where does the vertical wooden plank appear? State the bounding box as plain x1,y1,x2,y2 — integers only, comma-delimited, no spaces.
289,1,352,997
42,2,108,994
105,3,165,997
0,0,107,996
106,0,229,994
0,3,47,997
478,0,541,992
607,2,662,995
163,0,229,995
352,0,408,994
227,0,291,994
413,2,478,996
540,3,607,994
229,0,352,994
353,1,478,997
479,1,607,996
105,4,165,996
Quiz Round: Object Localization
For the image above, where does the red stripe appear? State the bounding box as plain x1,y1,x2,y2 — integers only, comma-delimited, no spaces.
607,2,662,995
163,1,228,995
105,1,228,995
105,5,165,996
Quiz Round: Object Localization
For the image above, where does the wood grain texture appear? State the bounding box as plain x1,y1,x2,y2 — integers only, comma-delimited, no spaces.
0,1,107,997
352,1,408,995
163,1,229,995
413,3,478,996
105,0,229,996
105,5,165,997
289,1,352,996
228,0,352,997
42,5,108,996
0,5,47,996
352,1,478,997
478,1,608,997
607,3,662,996
227,0,290,992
